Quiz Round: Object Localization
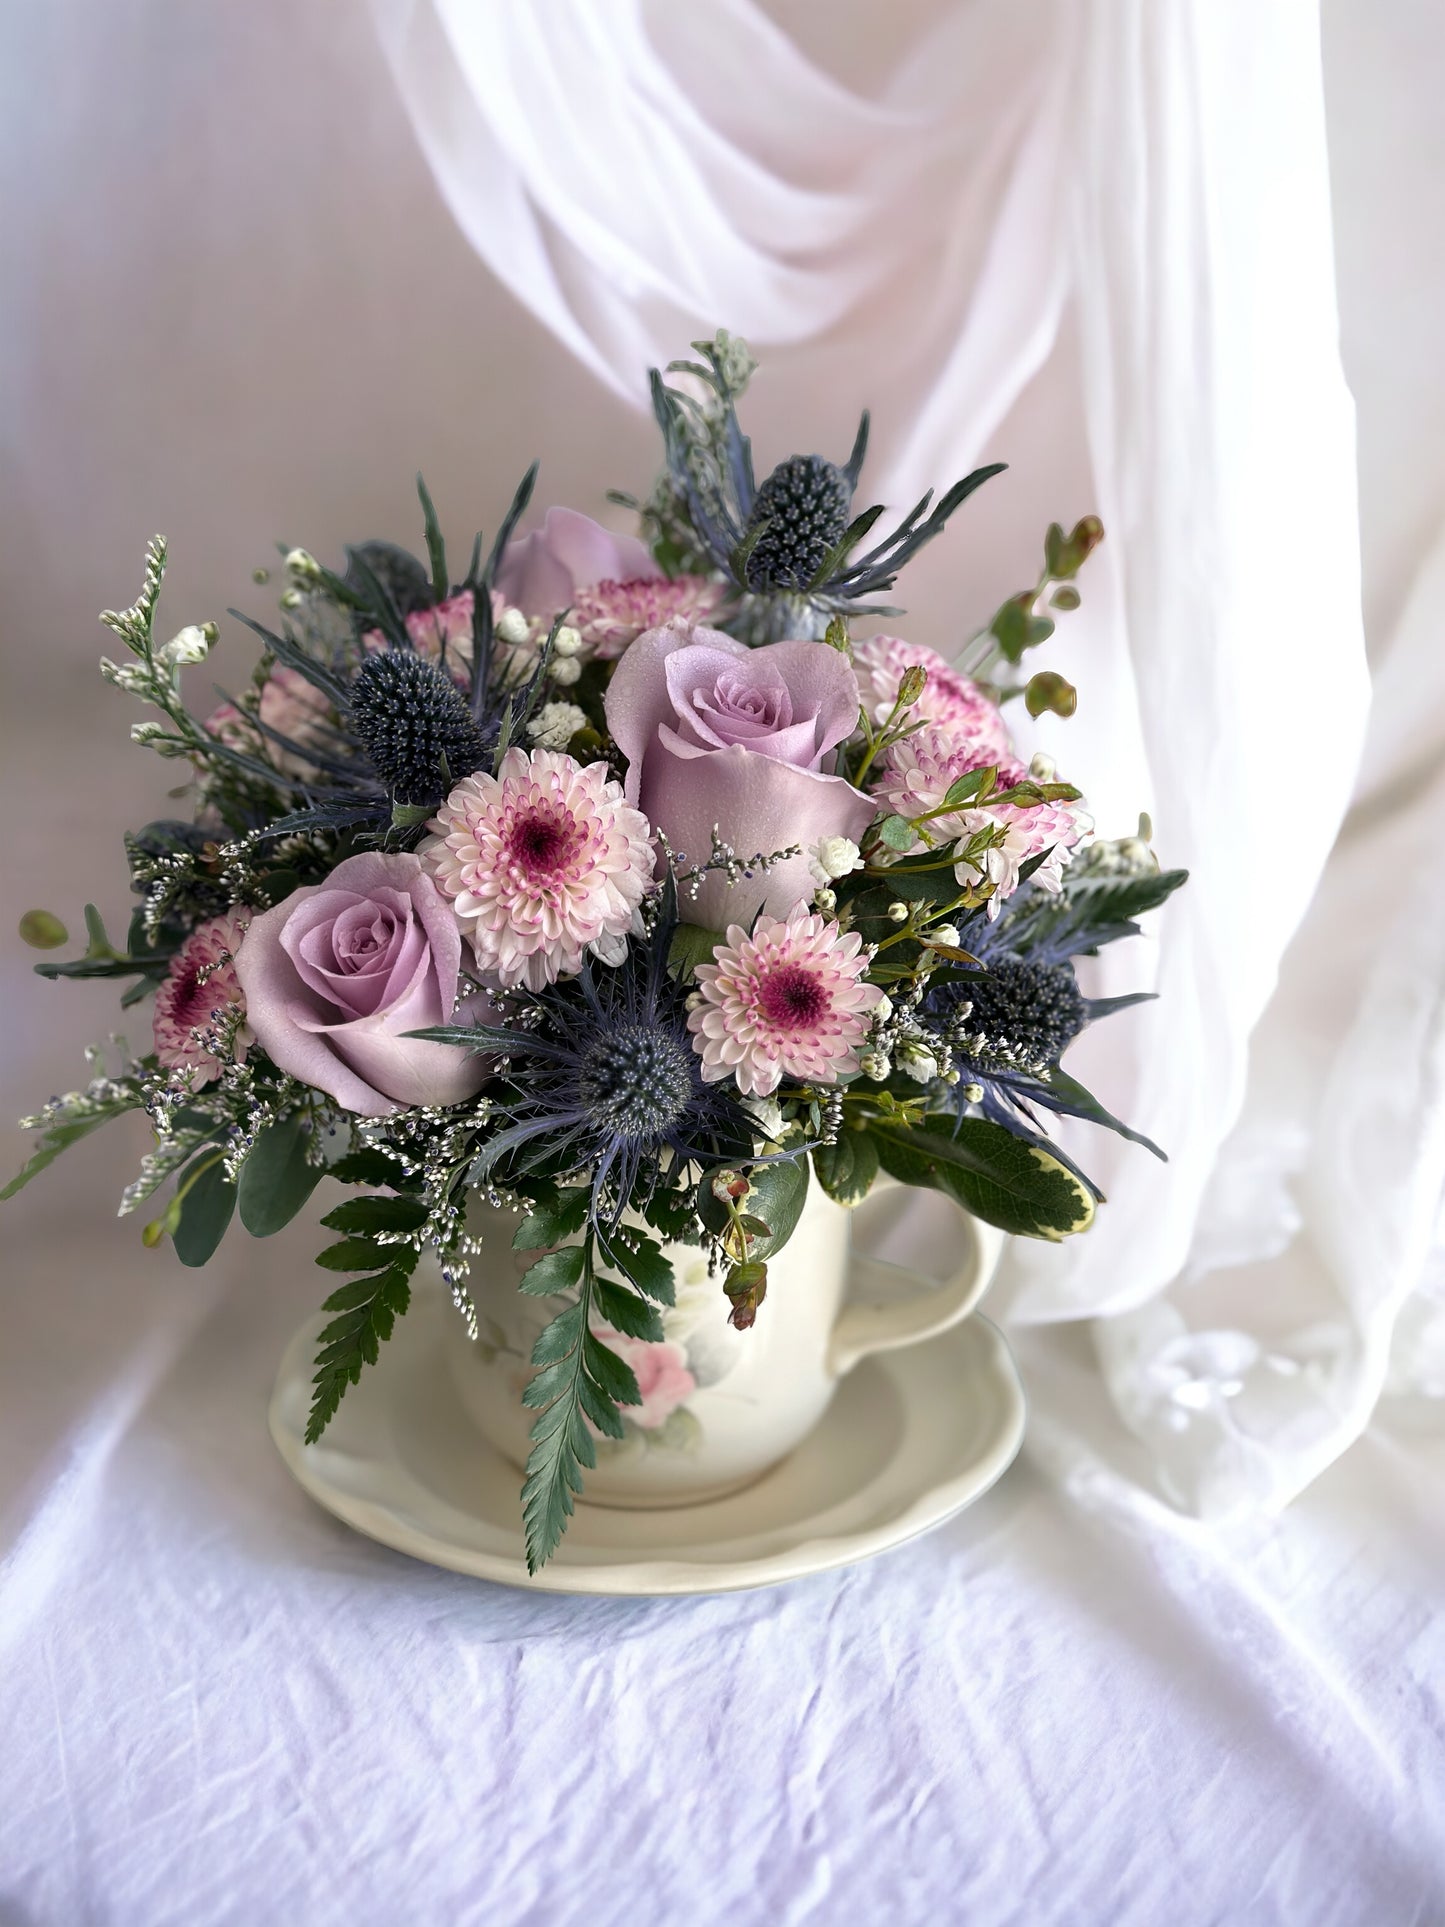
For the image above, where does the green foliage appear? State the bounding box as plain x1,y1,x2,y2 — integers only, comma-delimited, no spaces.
305,1191,426,1443
415,472,449,607
871,1115,1094,1240
512,1186,590,1253
812,1130,880,1207
696,1154,809,1261
2,1087,144,1200
667,921,725,980
519,1245,587,1296
519,1232,639,1575
172,1155,238,1267
238,1114,325,1236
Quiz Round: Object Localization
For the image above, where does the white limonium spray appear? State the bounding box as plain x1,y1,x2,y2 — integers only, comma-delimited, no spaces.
526,701,588,751
159,622,218,667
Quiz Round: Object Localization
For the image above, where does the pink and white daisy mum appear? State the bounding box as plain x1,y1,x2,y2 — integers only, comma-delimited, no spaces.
871,724,1092,910
688,909,883,1098
852,634,1012,754
420,748,654,991
568,575,727,660
152,912,252,1085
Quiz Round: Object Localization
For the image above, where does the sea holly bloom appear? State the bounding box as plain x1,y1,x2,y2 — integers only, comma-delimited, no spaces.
152,912,252,1085
421,749,654,991
688,909,883,1098
851,633,1011,750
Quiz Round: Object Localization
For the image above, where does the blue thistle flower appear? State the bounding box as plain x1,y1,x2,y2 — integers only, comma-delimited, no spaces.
463,896,756,1226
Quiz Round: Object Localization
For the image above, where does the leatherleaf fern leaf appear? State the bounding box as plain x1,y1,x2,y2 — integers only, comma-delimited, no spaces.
517,1222,655,1574
305,1191,428,1443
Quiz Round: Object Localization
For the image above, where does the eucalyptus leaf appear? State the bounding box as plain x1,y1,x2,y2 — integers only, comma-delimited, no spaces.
172,1156,237,1268
239,1114,325,1236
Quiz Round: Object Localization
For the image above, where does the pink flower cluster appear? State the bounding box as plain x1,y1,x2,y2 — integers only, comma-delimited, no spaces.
205,669,335,779
856,634,1092,909
421,749,654,990
688,908,883,1097
153,912,252,1085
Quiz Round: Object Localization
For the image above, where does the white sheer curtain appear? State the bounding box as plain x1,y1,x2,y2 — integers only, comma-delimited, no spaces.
368,0,1444,1517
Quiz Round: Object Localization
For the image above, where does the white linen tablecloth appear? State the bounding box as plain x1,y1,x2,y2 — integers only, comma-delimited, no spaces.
3,1162,1442,1925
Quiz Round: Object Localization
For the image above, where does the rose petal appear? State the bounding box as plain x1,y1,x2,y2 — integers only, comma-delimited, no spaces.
641,739,877,925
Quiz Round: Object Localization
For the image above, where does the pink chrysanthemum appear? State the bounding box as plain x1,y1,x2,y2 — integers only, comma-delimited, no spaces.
420,748,654,990
852,634,1012,752
873,724,1092,909
688,909,883,1097
152,912,251,1085
568,575,727,660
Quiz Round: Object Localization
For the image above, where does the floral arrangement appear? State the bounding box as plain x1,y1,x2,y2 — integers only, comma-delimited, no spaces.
8,334,1184,1571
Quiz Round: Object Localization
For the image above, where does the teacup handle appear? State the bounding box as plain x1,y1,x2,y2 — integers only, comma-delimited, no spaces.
826,1180,1005,1378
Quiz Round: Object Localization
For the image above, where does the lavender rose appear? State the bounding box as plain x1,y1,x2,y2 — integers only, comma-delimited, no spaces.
604,623,876,926
233,852,485,1117
494,507,661,622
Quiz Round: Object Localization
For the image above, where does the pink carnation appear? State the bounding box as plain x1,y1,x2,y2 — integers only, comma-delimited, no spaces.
873,724,1092,908
152,912,251,1086
852,634,1011,753
420,749,654,991
205,668,335,778
569,575,727,660
688,908,883,1098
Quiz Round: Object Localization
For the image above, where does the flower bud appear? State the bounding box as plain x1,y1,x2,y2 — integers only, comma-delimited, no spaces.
931,924,960,948
284,548,322,581
160,624,213,667
896,664,928,709
1028,752,1056,782
887,901,909,924
279,588,304,611
859,1051,892,1082
495,606,531,645
552,623,583,658
550,655,582,687
813,887,837,915
961,1082,985,1105
897,1041,939,1082
130,720,166,744
871,994,894,1025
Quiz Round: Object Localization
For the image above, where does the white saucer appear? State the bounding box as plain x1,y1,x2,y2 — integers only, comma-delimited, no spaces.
268,1288,1026,1597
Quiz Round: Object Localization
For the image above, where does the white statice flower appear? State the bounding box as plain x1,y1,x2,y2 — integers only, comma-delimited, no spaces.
160,623,215,667
552,624,584,659
807,835,863,889
526,701,588,752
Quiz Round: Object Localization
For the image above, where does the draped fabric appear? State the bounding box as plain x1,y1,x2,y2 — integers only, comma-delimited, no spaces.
370,0,1443,1516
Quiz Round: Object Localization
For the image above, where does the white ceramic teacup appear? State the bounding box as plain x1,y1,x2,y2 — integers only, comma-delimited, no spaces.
445,1177,1004,1510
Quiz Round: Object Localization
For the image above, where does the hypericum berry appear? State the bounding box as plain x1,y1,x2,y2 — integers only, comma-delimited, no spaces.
347,649,490,806
743,454,853,591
